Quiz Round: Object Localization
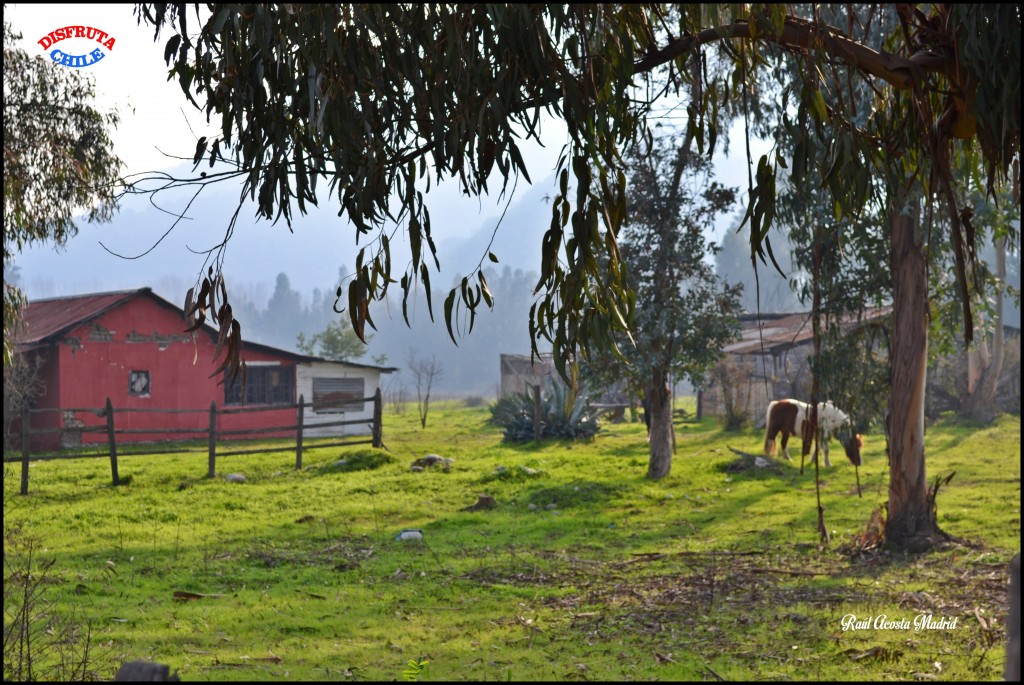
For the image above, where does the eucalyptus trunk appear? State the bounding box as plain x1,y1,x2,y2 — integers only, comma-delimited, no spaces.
646,367,674,479
885,190,940,549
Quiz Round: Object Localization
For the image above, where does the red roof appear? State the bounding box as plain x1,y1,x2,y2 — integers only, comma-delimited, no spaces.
13,288,151,346
12,287,397,371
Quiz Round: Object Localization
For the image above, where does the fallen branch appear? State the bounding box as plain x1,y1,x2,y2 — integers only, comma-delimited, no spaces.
747,567,830,577
172,590,224,601
727,446,765,459
613,549,765,567
703,664,726,682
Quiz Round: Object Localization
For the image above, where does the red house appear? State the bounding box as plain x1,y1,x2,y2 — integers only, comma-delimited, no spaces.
10,288,394,452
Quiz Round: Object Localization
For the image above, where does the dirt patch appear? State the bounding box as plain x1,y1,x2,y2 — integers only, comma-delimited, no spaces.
459,542,1011,679
244,536,376,571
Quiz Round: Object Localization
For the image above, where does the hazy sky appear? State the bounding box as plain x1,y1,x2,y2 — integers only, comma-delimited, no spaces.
7,4,770,302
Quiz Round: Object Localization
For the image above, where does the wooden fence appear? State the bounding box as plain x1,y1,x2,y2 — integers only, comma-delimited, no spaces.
6,390,383,495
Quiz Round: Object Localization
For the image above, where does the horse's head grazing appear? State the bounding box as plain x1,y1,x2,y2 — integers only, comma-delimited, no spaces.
843,433,864,466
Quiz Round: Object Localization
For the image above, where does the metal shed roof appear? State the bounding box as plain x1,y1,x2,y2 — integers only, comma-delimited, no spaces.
724,307,891,356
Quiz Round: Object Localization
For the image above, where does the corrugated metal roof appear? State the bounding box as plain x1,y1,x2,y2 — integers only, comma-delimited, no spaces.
12,288,150,345
13,287,397,372
725,307,891,355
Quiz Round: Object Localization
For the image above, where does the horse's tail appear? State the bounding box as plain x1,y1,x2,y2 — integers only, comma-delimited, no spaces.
764,402,776,455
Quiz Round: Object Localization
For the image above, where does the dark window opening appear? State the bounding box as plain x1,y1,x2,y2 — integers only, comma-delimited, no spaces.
225,365,294,406
129,370,151,397
312,377,365,413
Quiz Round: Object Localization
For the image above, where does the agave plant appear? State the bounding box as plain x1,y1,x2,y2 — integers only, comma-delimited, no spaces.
494,378,600,443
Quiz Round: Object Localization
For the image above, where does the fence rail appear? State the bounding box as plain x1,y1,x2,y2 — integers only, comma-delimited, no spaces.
7,390,383,495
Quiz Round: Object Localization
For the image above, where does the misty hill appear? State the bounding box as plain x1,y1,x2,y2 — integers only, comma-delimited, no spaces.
14,160,557,300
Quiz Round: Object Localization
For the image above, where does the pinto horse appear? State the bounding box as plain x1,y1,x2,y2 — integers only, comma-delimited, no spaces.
763,399,863,467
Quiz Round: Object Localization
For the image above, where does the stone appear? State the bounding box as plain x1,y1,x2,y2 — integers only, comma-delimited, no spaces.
395,529,424,541
115,660,179,681
412,454,448,468
224,473,246,483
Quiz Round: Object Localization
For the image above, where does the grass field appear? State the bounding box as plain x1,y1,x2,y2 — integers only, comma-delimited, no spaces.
3,401,1019,681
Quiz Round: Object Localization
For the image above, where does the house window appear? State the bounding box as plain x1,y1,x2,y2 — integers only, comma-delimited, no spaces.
312,377,365,413
129,370,151,397
225,365,294,406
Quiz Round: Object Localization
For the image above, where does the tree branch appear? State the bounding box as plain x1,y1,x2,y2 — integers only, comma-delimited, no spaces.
632,17,949,91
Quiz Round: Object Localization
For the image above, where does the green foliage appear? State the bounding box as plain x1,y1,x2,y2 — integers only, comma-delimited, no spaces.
488,394,533,427
297,319,369,361
586,135,743,394
318,448,393,473
494,380,600,443
3,18,121,364
480,464,547,483
401,657,429,682
715,217,802,313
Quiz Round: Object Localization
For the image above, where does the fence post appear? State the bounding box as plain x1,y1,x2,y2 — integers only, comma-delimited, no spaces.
296,394,304,469
208,401,217,478
106,398,120,486
532,384,542,441
372,387,383,448
20,407,30,495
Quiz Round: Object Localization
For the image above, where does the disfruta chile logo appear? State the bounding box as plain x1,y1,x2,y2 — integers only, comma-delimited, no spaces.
37,25,115,68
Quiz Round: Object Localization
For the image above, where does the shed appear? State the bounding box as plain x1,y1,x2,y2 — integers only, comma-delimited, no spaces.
699,307,891,425
296,358,397,437
7,288,395,452
499,353,556,398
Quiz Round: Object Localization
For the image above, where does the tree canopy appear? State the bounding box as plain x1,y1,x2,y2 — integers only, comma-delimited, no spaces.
134,3,1018,385
3,17,122,364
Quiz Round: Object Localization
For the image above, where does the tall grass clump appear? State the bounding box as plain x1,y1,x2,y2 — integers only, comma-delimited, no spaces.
3,517,108,681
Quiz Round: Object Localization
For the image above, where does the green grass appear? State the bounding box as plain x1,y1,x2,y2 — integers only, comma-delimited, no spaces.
3,402,1019,681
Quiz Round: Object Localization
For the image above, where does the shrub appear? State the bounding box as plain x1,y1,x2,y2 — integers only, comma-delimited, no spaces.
480,464,547,482
320,449,394,473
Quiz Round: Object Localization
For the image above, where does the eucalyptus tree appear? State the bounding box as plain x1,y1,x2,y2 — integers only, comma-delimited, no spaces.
3,18,122,364
771,3,1017,443
587,136,742,480
135,4,1019,550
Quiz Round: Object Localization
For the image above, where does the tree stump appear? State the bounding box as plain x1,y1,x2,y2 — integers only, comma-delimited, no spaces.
461,494,497,512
